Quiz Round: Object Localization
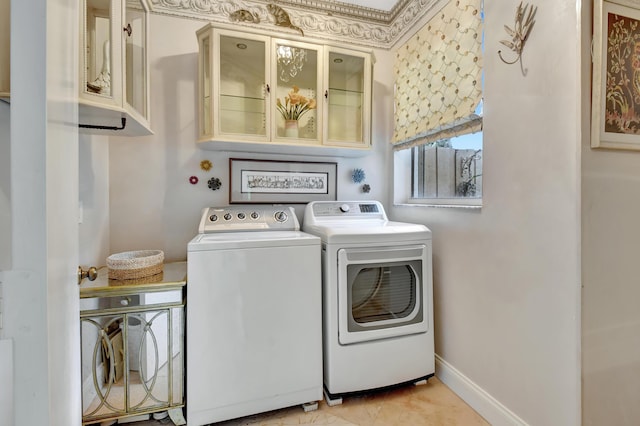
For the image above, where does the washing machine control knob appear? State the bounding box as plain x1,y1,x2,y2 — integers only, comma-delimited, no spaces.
224,213,232,221
274,211,288,222
237,212,246,220
339,204,350,213
250,211,259,220
209,214,218,222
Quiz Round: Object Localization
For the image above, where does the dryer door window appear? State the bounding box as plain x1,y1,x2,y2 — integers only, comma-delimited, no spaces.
349,262,419,326
337,246,430,345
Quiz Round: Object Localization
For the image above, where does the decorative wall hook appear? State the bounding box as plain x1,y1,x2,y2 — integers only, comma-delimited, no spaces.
498,2,537,66
207,177,222,191
351,168,366,184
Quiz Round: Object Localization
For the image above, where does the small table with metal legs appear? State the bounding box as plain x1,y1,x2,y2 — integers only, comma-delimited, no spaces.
79,262,186,426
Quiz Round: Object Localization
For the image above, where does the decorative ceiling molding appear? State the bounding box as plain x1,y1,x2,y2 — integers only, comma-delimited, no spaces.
149,0,442,49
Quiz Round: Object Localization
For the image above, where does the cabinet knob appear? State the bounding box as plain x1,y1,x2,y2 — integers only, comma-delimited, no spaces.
325,90,328,99
77,266,98,285
123,23,132,37
266,84,270,93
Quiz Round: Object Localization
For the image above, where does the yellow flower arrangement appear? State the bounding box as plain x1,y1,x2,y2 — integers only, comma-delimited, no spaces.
276,85,317,121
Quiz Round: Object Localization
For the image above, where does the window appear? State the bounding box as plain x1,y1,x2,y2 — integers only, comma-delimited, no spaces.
411,101,483,202
392,0,483,206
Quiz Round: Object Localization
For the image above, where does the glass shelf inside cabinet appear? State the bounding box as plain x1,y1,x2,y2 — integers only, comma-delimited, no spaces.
219,94,266,135
328,88,363,107
327,88,363,142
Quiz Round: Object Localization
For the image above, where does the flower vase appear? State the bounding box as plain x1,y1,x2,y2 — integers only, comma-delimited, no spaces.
284,120,299,138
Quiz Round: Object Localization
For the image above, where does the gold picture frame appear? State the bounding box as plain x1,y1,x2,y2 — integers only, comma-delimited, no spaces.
592,0,640,150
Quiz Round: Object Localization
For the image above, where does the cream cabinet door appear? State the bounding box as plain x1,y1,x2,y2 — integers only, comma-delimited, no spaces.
199,28,271,142
79,0,152,135
123,0,150,127
271,38,323,145
323,47,372,148
81,0,122,110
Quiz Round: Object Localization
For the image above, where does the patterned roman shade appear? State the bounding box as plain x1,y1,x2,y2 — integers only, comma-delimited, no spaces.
392,0,483,150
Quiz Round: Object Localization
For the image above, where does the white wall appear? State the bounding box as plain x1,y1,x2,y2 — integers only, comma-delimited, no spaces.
5,0,81,424
582,146,640,425
390,1,581,425
581,1,640,423
106,14,393,262
79,134,111,266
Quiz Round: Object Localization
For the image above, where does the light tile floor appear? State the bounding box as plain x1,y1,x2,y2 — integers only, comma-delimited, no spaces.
128,377,488,426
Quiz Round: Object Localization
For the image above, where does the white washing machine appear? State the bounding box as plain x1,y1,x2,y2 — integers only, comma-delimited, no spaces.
187,206,322,425
303,200,434,405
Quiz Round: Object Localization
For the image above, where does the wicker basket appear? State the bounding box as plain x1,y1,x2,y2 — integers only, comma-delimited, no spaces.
107,250,164,280
108,272,164,286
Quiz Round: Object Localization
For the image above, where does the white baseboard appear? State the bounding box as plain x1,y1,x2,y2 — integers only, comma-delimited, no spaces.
435,354,528,426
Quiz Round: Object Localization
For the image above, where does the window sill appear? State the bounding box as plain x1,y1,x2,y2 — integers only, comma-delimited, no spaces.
396,198,482,209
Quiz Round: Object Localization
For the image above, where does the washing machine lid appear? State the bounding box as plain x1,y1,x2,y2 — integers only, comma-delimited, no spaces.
188,230,320,251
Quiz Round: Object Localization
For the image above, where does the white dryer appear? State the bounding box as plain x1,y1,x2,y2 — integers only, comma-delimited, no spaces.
187,206,322,425
303,201,434,405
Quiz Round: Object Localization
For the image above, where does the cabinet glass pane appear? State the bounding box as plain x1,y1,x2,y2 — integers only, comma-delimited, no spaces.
219,35,266,136
201,36,211,136
328,52,364,142
125,1,147,117
85,0,113,98
275,43,318,140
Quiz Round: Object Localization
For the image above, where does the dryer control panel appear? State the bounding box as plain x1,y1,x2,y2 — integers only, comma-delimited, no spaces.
306,201,387,220
198,206,299,233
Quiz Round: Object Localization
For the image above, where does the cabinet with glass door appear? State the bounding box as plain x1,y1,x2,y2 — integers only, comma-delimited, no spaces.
272,38,322,146
80,0,151,136
196,24,373,155
199,29,271,142
324,47,372,148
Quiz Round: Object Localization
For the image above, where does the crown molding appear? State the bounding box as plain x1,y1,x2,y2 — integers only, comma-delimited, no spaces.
149,0,441,49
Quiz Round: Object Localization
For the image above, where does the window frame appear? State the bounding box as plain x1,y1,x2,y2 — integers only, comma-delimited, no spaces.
393,133,484,209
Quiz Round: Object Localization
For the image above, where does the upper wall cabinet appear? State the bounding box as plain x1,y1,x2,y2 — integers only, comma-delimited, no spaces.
0,0,9,102
79,0,152,136
196,24,373,156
